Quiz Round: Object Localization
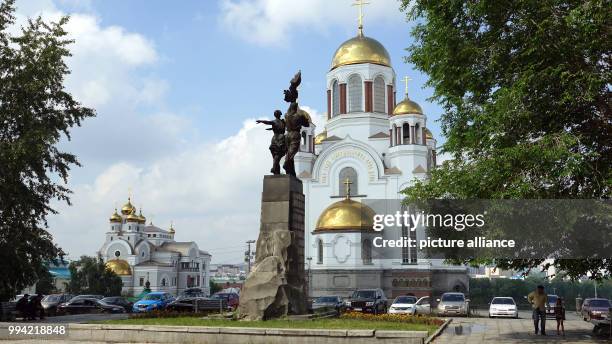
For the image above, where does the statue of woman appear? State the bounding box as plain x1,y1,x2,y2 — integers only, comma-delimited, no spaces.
256,110,286,174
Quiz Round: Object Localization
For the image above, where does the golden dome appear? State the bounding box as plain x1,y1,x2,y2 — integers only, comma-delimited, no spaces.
392,97,423,116
121,197,135,215
137,209,146,224
105,259,131,276
169,222,175,234
425,128,433,139
331,34,391,70
315,198,376,232
109,209,122,223
126,209,139,222
315,130,327,145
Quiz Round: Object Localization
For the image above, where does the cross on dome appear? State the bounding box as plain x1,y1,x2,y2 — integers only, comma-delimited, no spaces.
403,75,412,97
352,0,370,36
344,178,353,199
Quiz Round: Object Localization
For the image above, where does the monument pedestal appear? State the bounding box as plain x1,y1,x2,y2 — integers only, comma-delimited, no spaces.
238,175,307,320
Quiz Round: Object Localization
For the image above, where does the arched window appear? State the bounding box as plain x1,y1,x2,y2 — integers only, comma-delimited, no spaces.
332,80,340,116
302,131,307,145
348,74,363,112
362,239,372,264
161,278,166,287
373,76,385,113
414,123,420,144
402,123,410,144
317,239,323,264
339,167,358,197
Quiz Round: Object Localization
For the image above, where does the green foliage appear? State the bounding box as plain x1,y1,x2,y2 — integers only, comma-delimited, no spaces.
469,277,612,310
34,268,55,295
209,280,222,295
66,256,122,296
400,0,611,278
0,0,95,301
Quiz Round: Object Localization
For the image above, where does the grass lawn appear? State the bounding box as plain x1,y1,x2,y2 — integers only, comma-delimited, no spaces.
98,317,439,334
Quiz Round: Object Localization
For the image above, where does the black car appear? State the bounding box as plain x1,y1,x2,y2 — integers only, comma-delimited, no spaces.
57,298,125,315
181,288,204,297
167,296,225,312
70,294,104,302
345,289,388,314
100,297,133,313
311,296,345,314
41,294,73,316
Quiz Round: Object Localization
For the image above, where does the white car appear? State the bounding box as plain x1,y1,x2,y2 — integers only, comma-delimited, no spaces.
388,295,418,315
415,296,432,315
489,297,518,318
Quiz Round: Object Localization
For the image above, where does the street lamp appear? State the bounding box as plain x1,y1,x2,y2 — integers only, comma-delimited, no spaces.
306,257,312,299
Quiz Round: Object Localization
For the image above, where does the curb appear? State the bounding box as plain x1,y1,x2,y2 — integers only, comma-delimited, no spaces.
425,318,452,344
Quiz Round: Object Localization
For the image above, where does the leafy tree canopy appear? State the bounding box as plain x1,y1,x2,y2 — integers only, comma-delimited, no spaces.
0,0,94,301
66,256,122,296
401,0,611,278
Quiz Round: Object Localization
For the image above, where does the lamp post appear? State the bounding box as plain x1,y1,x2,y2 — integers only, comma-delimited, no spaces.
306,257,312,300
245,240,256,275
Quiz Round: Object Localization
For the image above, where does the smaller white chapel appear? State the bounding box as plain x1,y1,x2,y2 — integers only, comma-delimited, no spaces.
99,197,211,296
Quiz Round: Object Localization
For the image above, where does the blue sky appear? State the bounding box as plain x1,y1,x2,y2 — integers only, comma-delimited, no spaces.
16,0,444,264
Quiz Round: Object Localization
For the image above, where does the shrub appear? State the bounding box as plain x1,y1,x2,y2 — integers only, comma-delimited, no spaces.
340,311,444,326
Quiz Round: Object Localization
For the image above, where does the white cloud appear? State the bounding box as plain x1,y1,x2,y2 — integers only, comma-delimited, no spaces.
219,0,406,46
50,106,323,263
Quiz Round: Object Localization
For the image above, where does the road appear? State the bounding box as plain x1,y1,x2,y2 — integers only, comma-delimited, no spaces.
433,310,611,343
11,312,127,324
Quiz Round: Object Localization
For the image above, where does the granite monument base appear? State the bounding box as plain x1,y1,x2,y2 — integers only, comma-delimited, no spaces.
238,175,307,320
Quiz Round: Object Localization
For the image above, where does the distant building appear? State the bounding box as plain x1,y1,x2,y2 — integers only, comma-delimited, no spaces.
99,196,212,296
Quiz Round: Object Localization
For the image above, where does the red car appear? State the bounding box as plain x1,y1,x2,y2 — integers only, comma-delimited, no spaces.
581,298,611,322
211,292,239,310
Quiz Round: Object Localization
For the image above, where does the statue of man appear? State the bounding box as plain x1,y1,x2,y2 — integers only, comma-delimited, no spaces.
256,110,286,175
283,102,309,176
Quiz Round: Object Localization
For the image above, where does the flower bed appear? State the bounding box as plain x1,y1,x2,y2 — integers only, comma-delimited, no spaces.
340,311,445,326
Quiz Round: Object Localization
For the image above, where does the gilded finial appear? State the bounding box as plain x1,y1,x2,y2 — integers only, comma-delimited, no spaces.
344,178,353,199
352,0,370,36
403,75,412,98
169,221,175,234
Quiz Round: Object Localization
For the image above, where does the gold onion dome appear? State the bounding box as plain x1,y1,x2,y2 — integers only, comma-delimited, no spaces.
109,209,122,223
331,33,391,70
425,128,433,139
392,97,423,116
138,209,146,224
315,198,376,232
105,259,131,276
121,197,135,215
169,222,175,234
315,130,327,145
126,209,140,222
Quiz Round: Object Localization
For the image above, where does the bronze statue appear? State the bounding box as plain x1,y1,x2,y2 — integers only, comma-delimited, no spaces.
282,71,309,176
256,110,286,175
257,71,310,177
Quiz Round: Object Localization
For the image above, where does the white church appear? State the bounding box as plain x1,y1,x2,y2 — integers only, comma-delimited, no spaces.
99,197,211,296
294,16,468,299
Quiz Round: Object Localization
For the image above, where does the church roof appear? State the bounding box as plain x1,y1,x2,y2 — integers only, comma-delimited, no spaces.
369,131,390,139
144,225,169,233
158,241,197,256
323,135,342,142
135,260,173,268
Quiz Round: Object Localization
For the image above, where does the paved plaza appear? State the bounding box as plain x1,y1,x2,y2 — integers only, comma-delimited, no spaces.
434,310,610,343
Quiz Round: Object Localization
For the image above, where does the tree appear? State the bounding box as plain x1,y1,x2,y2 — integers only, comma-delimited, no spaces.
66,256,122,296
401,0,611,277
0,0,95,301
35,268,55,295
209,280,222,295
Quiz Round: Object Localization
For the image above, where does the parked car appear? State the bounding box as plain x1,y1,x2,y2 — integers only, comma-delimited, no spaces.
488,297,518,318
388,295,418,315
57,298,125,315
311,296,345,314
414,296,432,315
581,298,611,322
167,296,228,312
70,294,104,302
211,292,239,311
545,294,558,318
132,292,174,313
41,294,73,316
100,297,133,313
181,288,205,297
436,292,469,316
345,289,388,314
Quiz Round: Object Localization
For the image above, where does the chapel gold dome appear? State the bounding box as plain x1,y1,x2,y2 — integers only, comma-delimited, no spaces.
121,198,135,215
126,211,140,223
109,210,122,223
315,130,327,145
315,198,376,232
392,97,423,116
425,128,433,139
105,259,131,276
331,34,391,70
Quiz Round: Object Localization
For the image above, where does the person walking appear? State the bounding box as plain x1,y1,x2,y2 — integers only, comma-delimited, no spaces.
528,285,548,336
555,297,565,336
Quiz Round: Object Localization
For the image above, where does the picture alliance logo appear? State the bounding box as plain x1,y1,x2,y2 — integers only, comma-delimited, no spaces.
372,211,487,232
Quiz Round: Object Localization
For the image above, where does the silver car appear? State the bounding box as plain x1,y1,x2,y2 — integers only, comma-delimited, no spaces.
436,292,469,316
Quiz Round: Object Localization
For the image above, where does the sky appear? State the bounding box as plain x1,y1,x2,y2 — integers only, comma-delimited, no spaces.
13,0,445,265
